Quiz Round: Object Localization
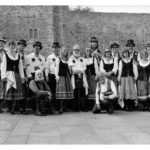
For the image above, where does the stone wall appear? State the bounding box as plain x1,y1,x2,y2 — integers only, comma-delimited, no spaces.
65,10,150,54
0,6,54,56
1,6,150,57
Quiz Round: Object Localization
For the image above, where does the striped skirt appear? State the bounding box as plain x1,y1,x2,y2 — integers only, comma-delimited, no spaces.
2,72,24,101
87,75,96,100
137,76,150,101
56,73,74,100
119,76,137,100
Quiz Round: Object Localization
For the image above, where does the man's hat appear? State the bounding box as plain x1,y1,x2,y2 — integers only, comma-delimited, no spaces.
89,36,98,42
33,41,42,49
52,42,60,48
110,41,120,49
126,39,135,47
17,39,27,47
0,37,6,44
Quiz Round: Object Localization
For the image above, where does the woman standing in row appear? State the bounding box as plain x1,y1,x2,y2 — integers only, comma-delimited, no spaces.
84,48,98,109
1,41,25,114
118,48,138,111
0,38,7,113
55,46,74,113
100,48,118,88
137,50,150,110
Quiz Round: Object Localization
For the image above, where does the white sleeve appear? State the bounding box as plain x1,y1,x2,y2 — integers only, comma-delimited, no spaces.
108,81,117,99
40,57,46,72
19,55,25,79
100,59,106,74
133,61,138,80
1,53,7,79
95,83,100,105
112,58,118,74
81,59,87,73
26,55,32,78
45,56,50,77
118,60,122,79
94,58,99,75
55,58,60,78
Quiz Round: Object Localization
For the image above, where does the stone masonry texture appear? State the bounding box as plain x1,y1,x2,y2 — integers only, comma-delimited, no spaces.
0,6,150,57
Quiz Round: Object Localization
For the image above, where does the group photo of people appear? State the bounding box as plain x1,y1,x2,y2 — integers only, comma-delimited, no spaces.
0,36,150,116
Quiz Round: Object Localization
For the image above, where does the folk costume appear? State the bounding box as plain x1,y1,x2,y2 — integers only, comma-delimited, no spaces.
100,49,118,89
17,39,30,113
93,74,117,114
68,45,88,111
27,41,45,79
1,42,25,114
0,38,7,113
118,48,138,111
28,69,53,116
85,56,97,100
45,42,60,112
55,56,74,112
137,51,150,109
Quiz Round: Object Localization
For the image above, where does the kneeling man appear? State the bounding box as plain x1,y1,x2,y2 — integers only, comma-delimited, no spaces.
93,73,117,114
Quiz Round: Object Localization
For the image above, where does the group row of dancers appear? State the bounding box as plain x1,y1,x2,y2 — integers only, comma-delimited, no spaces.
0,36,150,115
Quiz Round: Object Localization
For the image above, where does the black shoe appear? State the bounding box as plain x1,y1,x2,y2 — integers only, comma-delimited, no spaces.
92,104,101,114
0,109,3,113
59,108,63,114
108,106,114,114
53,111,60,115
22,110,28,115
11,110,15,115
35,111,44,116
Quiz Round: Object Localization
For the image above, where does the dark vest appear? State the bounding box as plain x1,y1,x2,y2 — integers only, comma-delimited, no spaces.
86,58,95,76
29,80,48,97
58,58,69,76
103,59,114,72
138,62,150,80
6,52,20,73
121,59,134,77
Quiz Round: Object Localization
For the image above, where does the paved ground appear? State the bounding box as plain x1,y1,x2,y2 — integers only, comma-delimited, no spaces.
0,110,150,144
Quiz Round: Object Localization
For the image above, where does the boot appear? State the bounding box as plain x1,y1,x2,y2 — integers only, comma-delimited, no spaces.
59,100,64,114
108,102,114,114
11,100,16,115
0,101,3,113
92,104,101,114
